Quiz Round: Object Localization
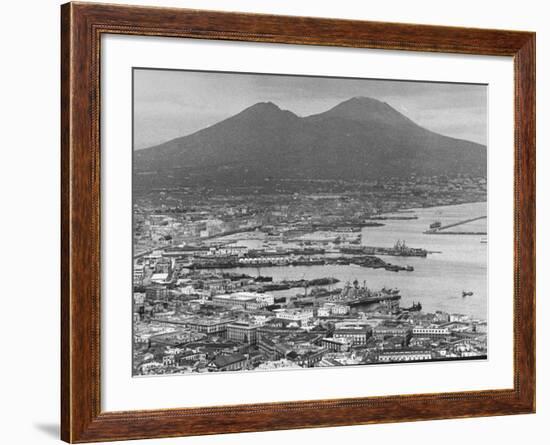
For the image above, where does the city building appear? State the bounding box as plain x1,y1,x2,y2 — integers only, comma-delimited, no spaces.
146,285,169,301
133,264,145,285
186,318,231,335
318,302,350,317
226,322,258,345
474,321,487,333
377,349,433,362
290,347,327,367
274,309,314,325
412,326,451,339
208,353,247,371
333,326,372,345
148,330,203,348
322,337,349,352
133,292,146,305
212,292,274,310
372,323,412,342
150,272,169,284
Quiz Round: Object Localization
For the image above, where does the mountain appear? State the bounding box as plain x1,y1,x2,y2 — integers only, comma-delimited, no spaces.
134,97,486,189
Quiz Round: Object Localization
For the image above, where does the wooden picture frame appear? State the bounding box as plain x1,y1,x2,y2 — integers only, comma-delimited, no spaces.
61,2,535,442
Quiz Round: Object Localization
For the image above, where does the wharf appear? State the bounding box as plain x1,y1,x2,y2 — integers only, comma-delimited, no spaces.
367,215,418,221
424,216,487,235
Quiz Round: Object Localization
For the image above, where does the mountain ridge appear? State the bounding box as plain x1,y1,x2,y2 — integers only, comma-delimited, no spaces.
134,97,486,188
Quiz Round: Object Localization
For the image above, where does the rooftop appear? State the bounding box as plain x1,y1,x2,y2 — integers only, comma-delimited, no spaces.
211,353,246,368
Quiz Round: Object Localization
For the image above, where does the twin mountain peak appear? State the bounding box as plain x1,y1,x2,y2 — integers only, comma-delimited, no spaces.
135,96,486,187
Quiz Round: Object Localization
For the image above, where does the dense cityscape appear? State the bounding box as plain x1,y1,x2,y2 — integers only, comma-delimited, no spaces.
132,174,488,376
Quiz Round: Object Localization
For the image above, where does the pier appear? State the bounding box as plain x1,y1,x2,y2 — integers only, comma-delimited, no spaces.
424,216,487,235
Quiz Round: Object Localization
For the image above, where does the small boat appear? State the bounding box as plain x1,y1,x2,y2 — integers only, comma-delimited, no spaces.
462,291,474,297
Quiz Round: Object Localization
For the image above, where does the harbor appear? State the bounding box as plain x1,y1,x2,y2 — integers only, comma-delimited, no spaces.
216,201,488,319
132,194,488,377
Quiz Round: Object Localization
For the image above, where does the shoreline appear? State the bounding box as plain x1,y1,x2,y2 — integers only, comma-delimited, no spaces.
387,199,487,215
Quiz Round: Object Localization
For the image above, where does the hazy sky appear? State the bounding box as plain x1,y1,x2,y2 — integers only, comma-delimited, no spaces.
134,68,487,150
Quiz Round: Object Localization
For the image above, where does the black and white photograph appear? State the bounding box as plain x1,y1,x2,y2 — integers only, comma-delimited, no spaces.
132,68,488,376
1,0,544,443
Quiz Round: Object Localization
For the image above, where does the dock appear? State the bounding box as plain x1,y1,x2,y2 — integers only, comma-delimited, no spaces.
424,216,487,235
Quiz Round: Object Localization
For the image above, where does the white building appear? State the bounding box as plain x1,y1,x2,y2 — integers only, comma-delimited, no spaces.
180,285,196,295
133,264,145,285
150,272,169,284
212,292,274,310
133,292,146,305
317,307,331,317
449,313,470,323
378,350,433,362
318,302,350,316
275,309,314,325
412,326,451,337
